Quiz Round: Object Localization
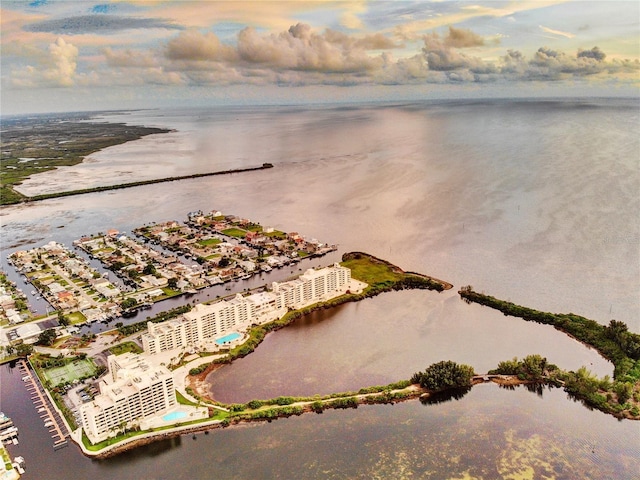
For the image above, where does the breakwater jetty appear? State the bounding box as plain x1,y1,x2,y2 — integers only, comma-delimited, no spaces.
14,163,274,204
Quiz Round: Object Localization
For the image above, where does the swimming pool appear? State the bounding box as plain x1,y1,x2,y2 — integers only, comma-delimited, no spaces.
162,411,187,422
215,332,241,345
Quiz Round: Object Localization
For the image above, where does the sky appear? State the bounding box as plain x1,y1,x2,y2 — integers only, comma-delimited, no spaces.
1,0,639,114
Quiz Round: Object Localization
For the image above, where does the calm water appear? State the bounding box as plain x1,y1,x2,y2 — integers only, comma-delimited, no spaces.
207,290,613,404
1,98,639,478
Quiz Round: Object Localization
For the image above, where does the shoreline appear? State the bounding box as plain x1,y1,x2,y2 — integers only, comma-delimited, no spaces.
87,375,539,459
8,163,274,205
26,253,638,460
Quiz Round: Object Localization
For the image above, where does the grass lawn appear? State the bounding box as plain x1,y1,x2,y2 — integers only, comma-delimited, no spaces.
297,251,310,258
341,255,404,286
197,238,222,247
246,225,263,232
222,227,247,238
162,287,181,297
264,230,287,239
108,341,142,356
42,358,97,385
176,390,198,406
66,311,87,324
52,336,71,348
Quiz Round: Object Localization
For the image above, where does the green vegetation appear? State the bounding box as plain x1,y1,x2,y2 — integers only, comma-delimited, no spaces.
342,252,450,293
1,115,170,205
175,390,198,407
65,311,88,325
120,297,138,309
1,444,13,472
410,361,475,391
263,230,286,239
34,354,98,386
197,238,222,247
489,355,559,381
108,341,143,356
161,287,182,298
36,328,58,346
221,227,247,238
189,364,209,376
459,286,640,418
458,286,640,381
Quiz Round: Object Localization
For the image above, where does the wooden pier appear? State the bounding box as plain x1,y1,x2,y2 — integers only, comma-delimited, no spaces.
18,359,68,450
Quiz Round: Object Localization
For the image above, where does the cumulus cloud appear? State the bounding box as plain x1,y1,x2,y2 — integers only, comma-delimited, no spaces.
444,26,485,48
11,37,78,87
324,30,402,50
165,29,237,62
578,46,606,61
11,22,638,91
528,46,607,78
422,32,491,72
23,15,182,34
235,23,385,73
171,24,635,87
104,47,158,68
47,36,77,85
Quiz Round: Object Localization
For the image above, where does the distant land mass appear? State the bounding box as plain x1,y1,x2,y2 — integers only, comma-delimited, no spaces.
0,111,171,205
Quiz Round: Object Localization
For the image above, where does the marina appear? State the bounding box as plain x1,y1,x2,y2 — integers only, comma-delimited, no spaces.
18,360,68,450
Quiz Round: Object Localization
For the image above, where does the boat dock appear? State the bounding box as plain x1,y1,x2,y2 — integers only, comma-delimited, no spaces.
18,359,68,450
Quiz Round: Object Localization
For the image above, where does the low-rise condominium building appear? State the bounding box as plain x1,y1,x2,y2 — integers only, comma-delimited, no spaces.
142,263,353,356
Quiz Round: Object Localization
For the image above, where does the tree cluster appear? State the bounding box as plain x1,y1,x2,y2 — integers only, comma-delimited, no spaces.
411,360,475,391
489,354,557,380
36,328,58,346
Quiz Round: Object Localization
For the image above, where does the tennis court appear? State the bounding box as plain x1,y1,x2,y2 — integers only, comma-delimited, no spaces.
42,358,97,385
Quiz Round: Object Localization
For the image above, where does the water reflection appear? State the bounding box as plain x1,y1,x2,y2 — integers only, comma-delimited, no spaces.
419,386,471,405
206,290,612,404
1,100,639,479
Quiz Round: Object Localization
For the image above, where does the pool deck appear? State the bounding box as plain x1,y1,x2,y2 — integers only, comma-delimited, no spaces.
140,405,208,430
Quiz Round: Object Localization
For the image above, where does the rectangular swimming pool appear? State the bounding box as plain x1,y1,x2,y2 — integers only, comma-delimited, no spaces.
215,332,241,345
162,411,187,422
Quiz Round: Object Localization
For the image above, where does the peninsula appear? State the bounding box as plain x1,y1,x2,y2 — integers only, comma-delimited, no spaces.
0,112,172,205
1,212,637,462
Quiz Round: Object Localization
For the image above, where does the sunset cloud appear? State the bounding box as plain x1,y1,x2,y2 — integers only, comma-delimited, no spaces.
539,25,575,39
1,0,638,113
11,37,78,87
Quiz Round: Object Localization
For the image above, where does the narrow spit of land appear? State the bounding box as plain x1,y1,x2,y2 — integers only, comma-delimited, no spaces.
20,163,274,204
1,113,172,205
20,252,639,459
458,286,640,419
